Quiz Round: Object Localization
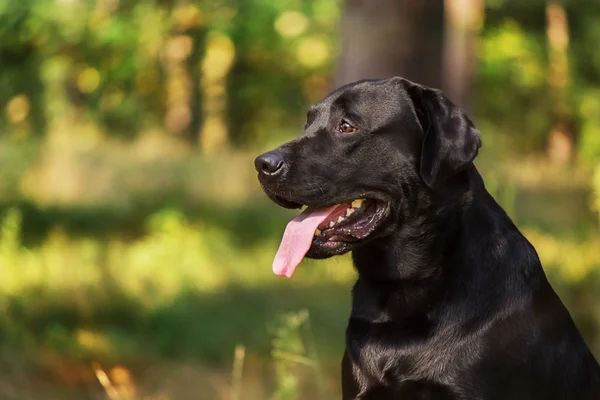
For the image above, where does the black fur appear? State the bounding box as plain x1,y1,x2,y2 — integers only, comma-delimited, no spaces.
255,77,600,399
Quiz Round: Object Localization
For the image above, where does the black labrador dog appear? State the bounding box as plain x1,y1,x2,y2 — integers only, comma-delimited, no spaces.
254,77,600,399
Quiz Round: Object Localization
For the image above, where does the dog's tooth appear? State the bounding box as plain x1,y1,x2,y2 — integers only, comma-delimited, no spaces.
337,216,345,223
329,221,335,227
351,199,364,208
346,208,355,217
315,228,321,236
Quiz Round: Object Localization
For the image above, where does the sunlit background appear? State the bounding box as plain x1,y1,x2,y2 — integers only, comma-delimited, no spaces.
0,0,599,398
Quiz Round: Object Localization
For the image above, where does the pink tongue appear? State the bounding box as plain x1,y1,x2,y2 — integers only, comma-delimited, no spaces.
273,205,337,278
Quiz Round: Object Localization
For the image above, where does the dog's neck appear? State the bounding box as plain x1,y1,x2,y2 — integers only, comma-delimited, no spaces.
353,169,480,282
350,167,511,320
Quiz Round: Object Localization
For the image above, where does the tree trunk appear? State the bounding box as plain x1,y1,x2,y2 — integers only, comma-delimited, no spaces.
546,1,574,164
442,0,484,112
186,27,206,146
335,0,445,89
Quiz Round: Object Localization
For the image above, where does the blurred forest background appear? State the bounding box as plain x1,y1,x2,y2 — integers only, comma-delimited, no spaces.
0,0,600,398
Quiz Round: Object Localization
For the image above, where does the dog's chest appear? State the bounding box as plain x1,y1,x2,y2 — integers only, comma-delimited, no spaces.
347,279,481,390
347,316,478,389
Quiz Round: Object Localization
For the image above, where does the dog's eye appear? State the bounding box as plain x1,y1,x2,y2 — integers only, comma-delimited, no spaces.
338,120,355,134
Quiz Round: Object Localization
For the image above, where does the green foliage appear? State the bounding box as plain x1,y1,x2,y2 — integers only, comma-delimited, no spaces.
477,17,552,151
0,0,341,145
270,309,324,400
592,165,600,222
477,1,600,162
0,204,352,362
1,0,600,158
577,90,600,165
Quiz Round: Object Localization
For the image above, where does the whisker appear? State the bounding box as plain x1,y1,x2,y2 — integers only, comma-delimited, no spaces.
307,181,325,195
314,182,325,195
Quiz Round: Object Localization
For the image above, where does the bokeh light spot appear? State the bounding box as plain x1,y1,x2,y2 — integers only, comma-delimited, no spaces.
77,67,101,94
296,36,330,68
202,33,235,81
275,11,309,38
6,95,30,124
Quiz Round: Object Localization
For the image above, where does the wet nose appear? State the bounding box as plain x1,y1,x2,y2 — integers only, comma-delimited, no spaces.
254,151,285,176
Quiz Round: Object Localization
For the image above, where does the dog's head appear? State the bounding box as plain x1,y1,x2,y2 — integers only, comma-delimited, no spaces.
255,77,482,277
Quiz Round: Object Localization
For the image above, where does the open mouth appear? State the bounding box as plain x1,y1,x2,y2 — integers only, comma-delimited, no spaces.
312,199,387,246
271,197,389,278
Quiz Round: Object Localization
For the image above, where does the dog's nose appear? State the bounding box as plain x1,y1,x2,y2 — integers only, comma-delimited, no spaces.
255,151,285,175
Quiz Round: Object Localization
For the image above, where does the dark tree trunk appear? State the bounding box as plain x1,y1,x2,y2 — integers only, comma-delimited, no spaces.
0,44,47,136
335,0,445,89
186,27,206,146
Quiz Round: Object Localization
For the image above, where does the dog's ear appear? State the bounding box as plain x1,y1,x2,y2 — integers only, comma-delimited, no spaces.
398,78,482,189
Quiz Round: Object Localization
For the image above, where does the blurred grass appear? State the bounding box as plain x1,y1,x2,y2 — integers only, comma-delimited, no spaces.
0,134,598,399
